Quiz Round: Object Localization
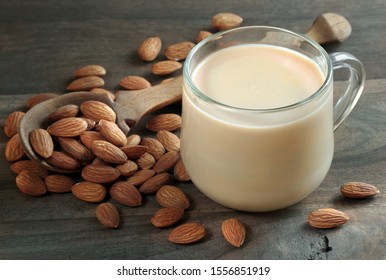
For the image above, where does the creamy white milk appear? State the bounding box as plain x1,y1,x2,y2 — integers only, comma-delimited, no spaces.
181,44,334,211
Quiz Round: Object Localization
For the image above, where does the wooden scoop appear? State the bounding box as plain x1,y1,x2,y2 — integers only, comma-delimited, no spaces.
18,76,182,173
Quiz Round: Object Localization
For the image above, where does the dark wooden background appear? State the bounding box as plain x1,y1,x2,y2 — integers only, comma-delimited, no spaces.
0,0,385,260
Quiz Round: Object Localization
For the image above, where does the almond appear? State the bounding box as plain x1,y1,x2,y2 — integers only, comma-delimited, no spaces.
308,208,349,229
212,12,243,31
96,202,120,229
137,36,162,62
96,119,127,147
151,207,184,228
80,131,106,150
89,88,116,101
47,117,88,137
80,100,116,123
140,137,165,160
71,181,107,203
126,169,156,186
10,160,49,178
116,160,138,176
164,41,195,61
156,130,180,152
67,76,105,91
340,182,380,199
109,181,142,207
156,185,189,210
91,140,128,164
30,128,54,158
75,65,106,78
174,159,190,182
139,172,172,194
48,104,79,122
167,223,205,244
44,175,74,193
15,170,47,196
45,151,81,171
126,134,141,146
81,164,121,184
153,151,179,174
221,218,246,247
196,30,213,43
26,93,59,108
146,113,182,132
4,111,25,138
80,117,96,130
119,75,151,90
5,133,25,162
151,60,182,76
135,152,156,170
120,145,148,159
58,137,95,164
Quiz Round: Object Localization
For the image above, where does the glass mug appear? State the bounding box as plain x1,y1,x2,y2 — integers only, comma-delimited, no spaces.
181,26,365,212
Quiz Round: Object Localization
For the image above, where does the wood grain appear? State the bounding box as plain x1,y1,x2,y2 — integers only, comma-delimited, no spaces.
0,0,385,260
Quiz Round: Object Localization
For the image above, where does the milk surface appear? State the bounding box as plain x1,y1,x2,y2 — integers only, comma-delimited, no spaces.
181,44,334,211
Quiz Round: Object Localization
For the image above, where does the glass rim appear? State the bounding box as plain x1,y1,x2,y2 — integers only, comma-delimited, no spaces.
183,25,333,113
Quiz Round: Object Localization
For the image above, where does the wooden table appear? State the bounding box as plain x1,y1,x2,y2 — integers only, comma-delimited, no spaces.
0,0,385,260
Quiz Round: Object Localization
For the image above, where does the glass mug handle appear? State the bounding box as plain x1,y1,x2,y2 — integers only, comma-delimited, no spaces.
330,52,366,131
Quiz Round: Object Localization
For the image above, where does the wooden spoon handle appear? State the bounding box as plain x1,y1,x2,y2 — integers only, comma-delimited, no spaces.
114,76,183,130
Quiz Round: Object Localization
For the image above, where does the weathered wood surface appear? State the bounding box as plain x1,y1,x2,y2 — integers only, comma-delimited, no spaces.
0,0,385,260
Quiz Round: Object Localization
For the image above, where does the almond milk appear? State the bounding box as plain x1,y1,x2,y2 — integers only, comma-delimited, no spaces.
181,44,334,211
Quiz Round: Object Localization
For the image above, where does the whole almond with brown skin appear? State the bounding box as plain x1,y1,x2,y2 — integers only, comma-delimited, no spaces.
157,130,180,152
80,100,116,123
137,36,162,62
146,113,182,132
80,131,106,150
4,111,25,138
120,145,148,159
164,41,195,61
89,88,115,101
96,202,120,229
44,175,74,193
26,93,59,109
81,164,121,184
151,60,182,76
46,151,81,171
71,181,107,203
58,137,95,164
49,104,79,122
96,119,127,147
151,207,184,228
30,128,54,158
140,137,165,160
196,30,213,43
136,152,156,170
174,159,190,182
340,182,380,199
116,160,138,176
15,170,47,196
156,185,189,210
126,169,156,186
10,160,49,178
139,172,172,194
79,117,96,130
110,181,142,207
212,12,243,31
75,65,106,78
308,208,349,229
168,223,205,244
153,151,179,174
126,134,141,146
5,134,25,162
67,76,105,91
47,117,88,137
120,75,151,90
222,218,246,247
91,140,128,164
